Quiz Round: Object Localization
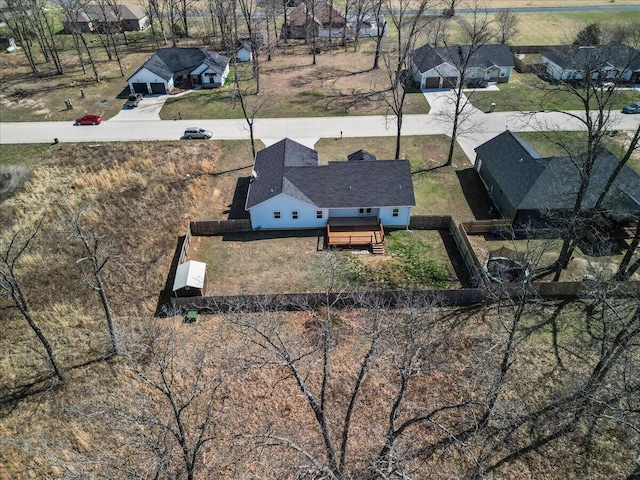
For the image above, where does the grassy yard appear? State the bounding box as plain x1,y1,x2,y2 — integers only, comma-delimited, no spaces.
516,130,640,173
160,48,430,120
469,71,640,112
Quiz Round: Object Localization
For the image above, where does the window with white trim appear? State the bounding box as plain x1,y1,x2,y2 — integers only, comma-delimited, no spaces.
292,211,299,220
316,210,323,219
392,208,399,217
273,211,281,219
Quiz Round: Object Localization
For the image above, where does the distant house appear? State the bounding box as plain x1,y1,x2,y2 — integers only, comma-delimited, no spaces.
283,0,349,39
474,130,640,227
172,260,207,297
346,13,387,38
236,41,252,62
410,44,515,90
245,139,415,251
62,3,149,33
128,48,230,95
541,45,640,84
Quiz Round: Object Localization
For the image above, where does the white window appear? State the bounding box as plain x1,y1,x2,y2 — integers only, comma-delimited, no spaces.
292,211,298,220
392,208,399,217
500,71,506,77
273,211,281,219
316,211,323,219
359,208,372,214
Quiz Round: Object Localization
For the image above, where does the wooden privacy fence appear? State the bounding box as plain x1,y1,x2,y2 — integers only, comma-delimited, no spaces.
190,219,252,236
177,223,192,265
409,215,452,230
450,220,482,286
171,288,486,313
461,219,513,235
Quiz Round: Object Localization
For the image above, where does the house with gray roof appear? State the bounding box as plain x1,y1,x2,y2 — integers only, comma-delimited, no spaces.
474,130,640,227
127,47,230,95
62,3,149,33
411,43,515,89
245,138,416,236
541,45,640,84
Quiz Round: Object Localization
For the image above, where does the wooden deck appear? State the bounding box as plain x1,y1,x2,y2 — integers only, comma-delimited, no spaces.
326,217,385,254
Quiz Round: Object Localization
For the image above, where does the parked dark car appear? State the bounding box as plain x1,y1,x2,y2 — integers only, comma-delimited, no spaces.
125,93,143,108
74,114,102,125
622,102,640,114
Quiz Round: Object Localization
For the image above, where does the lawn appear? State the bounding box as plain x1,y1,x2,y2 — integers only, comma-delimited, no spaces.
516,130,640,174
160,47,430,120
469,71,640,113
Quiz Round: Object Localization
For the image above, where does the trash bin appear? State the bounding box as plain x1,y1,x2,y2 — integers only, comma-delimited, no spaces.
489,102,496,113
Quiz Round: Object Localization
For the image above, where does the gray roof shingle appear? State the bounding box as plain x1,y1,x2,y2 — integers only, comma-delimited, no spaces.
412,44,515,73
246,138,415,210
541,45,640,72
133,48,230,81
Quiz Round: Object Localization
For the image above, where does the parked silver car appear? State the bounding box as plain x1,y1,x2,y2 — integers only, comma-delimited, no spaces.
183,127,213,139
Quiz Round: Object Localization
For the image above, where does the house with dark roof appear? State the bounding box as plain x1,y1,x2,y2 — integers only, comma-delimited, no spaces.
245,139,415,248
410,44,515,90
474,130,640,227
62,3,149,33
236,40,253,62
283,0,350,39
541,45,640,83
127,48,230,95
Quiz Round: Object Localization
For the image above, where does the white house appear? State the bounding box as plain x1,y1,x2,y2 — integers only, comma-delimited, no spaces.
347,13,388,38
245,139,416,232
411,44,515,90
128,47,230,95
541,45,640,83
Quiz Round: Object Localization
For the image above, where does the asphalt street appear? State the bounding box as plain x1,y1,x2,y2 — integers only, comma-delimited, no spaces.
2,107,638,164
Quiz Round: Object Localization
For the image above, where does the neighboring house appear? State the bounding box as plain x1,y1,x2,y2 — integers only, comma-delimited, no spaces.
236,41,252,62
63,3,149,33
541,45,640,84
411,43,515,90
245,138,415,234
346,13,387,38
474,130,640,227
172,260,207,297
283,0,349,39
128,47,230,94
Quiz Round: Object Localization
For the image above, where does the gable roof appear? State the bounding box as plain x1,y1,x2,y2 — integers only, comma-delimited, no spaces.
347,149,377,162
289,0,346,28
246,138,415,210
475,131,640,220
131,48,230,81
541,45,640,71
173,260,206,291
411,44,515,73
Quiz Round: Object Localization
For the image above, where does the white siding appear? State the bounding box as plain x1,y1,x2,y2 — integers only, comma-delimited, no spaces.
249,194,325,230
128,67,170,93
379,207,412,227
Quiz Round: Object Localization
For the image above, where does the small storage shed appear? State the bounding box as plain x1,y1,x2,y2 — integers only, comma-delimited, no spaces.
172,260,207,297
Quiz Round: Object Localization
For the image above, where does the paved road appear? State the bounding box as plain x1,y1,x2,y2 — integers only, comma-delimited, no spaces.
2,109,637,158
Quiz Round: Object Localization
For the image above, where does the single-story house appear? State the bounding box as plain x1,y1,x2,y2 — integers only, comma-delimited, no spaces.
245,139,415,250
236,41,252,62
128,47,230,95
411,43,515,90
172,260,207,297
283,0,350,39
63,3,149,33
346,13,387,38
474,130,640,227
541,45,640,84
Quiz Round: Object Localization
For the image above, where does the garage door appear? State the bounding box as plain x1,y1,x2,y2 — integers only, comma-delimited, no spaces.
423,77,440,89
443,76,458,89
131,83,148,94
150,82,167,94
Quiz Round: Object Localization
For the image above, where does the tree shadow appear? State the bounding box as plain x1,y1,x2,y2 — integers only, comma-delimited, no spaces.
154,235,186,317
455,168,501,221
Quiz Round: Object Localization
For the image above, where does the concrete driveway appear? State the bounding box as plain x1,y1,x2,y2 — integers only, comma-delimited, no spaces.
109,94,170,121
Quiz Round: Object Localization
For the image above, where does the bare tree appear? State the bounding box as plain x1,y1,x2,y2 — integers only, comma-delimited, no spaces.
68,211,119,356
494,8,519,44
231,66,267,158
238,0,262,94
0,224,65,384
59,0,101,81
370,0,385,69
0,0,39,73
442,3,497,166
379,0,432,159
